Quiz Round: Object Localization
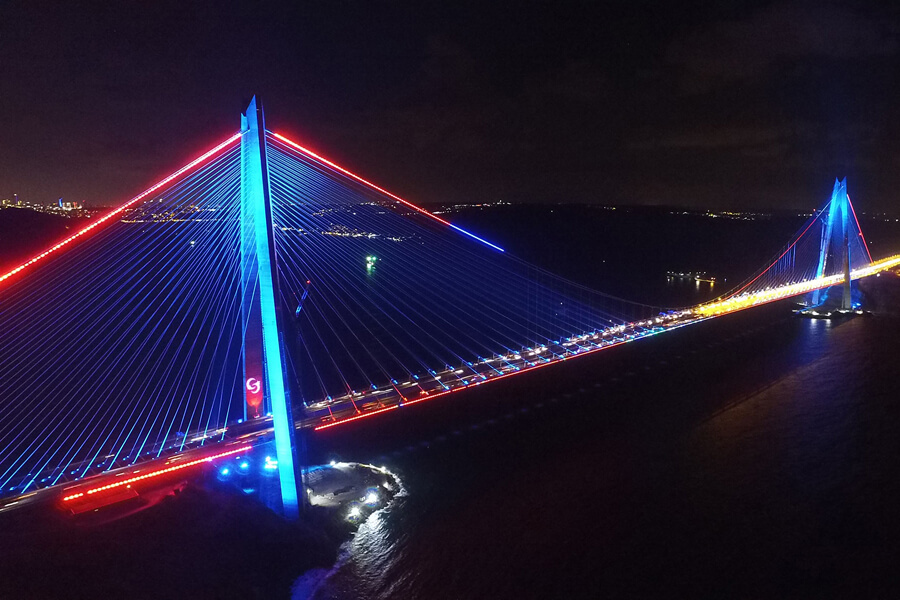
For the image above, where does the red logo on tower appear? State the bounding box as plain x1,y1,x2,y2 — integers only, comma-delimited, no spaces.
246,376,263,414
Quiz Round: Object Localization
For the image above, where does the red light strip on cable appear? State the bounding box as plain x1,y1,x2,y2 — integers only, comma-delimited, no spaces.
0,133,243,288
269,132,504,252
61,445,251,502
269,132,455,227
846,195,874,263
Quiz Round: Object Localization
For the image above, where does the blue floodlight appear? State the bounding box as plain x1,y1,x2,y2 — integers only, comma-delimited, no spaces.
241,96,300,519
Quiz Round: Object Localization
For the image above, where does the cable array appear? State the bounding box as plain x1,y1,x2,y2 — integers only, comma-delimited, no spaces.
266,133,661,411
0,140,245,496
0,127,880,500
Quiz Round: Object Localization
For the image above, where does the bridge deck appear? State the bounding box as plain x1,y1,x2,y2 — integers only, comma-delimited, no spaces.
4,255,897,514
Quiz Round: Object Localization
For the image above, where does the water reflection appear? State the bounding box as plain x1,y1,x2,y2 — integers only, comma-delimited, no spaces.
293,470,408,600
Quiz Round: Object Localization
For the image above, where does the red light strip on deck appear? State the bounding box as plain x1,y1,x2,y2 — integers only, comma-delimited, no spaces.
1,133,243,287
314,338,636,431
313,405,400,430
61,445,251,502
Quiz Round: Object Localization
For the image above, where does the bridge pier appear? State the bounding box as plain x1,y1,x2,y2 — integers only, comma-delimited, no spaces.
842,230,852,311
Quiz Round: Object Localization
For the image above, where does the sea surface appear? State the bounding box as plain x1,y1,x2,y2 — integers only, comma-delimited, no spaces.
295,206,900,599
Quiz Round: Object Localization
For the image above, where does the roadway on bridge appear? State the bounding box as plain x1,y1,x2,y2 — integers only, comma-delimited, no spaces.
4,259,899,516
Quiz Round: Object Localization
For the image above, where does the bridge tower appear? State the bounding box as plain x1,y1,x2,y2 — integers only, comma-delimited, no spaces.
811,178,853,310
239,96,301,519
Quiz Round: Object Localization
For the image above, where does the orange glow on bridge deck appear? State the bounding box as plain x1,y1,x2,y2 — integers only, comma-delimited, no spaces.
693,254,900,317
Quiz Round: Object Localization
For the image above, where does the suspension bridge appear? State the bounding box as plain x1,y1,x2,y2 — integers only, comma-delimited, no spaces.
1,98,897,519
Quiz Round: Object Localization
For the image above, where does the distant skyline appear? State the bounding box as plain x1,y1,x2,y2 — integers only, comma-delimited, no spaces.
1,1,899,211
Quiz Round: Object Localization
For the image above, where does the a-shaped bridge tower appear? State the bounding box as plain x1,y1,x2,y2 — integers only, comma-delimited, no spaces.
810,178,865,310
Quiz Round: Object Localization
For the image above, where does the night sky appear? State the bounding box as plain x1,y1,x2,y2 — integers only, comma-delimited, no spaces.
1,1,898,211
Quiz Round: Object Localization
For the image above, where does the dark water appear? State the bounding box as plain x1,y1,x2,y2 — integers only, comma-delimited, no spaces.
297,207,900,599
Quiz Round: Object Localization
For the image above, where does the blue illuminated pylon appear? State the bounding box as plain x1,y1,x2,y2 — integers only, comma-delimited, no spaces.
811,178,852,309
240,96,301,519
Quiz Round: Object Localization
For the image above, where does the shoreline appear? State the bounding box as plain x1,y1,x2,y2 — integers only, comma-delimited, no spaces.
0,462,400,600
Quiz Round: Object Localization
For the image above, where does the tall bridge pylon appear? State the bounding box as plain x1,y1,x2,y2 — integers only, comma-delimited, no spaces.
239,96,300,519
811,178,856,309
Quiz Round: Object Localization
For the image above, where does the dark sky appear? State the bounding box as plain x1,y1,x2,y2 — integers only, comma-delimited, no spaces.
1,0,898,210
